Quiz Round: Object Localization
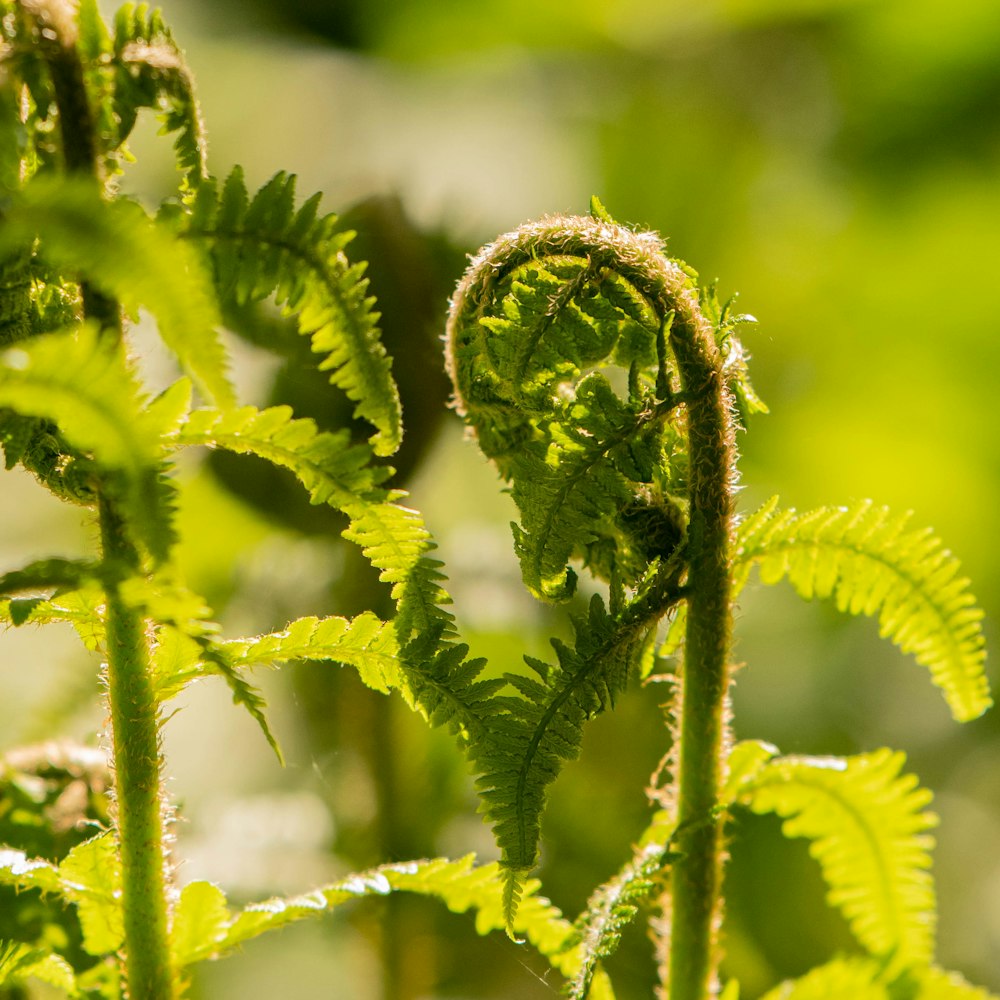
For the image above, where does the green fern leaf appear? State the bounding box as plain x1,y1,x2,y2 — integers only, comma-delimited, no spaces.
190,855,579,977
0,323,175,557
757,957,886,1000
471,588,668,909
735,748,937,968
221,612,400,694
0,174,233,408
175,404,388,508
112,2,207,194
180,167,401,455
734,499,991,721
569,839,674,1000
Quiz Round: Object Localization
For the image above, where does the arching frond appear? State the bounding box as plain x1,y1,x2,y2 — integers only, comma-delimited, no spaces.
180,168,401,455
169,856,577,972
0,176,233,408
735,748,937,969
734,499,991,722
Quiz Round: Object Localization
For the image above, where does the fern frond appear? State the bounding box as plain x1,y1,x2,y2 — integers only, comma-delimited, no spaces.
0,174,233,408
757,956,886,1000
0,323,175,557
736,748,937,968
734,498,991,721
569,839,674,1000
472,586,670,915
174,403,388,508
112,2,207,194
180,167,401,455
448,242,691,601
168,855,577,972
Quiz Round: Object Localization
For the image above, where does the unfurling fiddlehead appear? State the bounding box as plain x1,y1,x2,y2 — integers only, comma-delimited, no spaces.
446,203,750,995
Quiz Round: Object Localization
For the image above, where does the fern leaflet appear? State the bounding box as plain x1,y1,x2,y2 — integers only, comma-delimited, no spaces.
471,580,674,921
734,498,991,721
734,746,937,969
569,839,674,1000
168,856,576,969
174,403,388,509
0,175,233,408
112,2,207,194
178,167,401,455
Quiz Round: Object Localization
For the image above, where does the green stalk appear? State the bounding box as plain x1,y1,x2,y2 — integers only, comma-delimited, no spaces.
666,317,734,1000
29,4,177,993
101,499,175,1000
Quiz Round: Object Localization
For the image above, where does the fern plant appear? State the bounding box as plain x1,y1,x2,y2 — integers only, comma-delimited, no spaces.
0,2,994,999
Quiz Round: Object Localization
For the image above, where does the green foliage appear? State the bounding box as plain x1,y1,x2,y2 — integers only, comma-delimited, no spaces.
734,498,991,721
730,743,937,971
177,166,401,456
0,2,994,999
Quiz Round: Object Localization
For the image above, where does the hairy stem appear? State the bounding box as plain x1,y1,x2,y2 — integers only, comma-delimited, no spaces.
34,5,176,993
101,500,175,1000
666,314,734,1000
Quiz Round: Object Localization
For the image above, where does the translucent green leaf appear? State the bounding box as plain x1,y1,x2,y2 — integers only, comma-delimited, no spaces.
172,881,231,966
736,749,937,968
58,834,124,957
0,175,232,407
734,498,991,721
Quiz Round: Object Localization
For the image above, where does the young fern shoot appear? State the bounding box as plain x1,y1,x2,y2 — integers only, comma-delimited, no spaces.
445,203,992,1000
445,204,751,997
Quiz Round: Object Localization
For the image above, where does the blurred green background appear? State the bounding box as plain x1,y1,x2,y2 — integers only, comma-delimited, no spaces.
2,0,1000,996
